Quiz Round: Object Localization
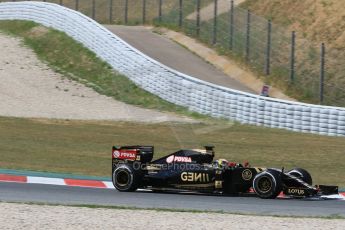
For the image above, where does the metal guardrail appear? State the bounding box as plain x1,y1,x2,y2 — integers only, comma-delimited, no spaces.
0,1,345,136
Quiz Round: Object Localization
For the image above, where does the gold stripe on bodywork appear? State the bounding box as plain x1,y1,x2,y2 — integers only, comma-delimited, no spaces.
172,183,215,188
146,165,161,170
254,168,266,173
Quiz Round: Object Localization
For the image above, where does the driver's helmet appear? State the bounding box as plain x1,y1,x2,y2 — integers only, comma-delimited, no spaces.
213,159,228,169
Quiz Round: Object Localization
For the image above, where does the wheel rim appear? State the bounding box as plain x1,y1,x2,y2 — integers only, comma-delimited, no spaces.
116,170,130,186
257,176,272,193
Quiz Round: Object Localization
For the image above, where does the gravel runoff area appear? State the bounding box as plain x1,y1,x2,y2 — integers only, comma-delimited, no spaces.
1,203,344,230
0,33,193,123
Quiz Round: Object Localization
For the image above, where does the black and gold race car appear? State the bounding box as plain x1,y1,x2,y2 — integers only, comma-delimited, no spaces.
111,145,338,199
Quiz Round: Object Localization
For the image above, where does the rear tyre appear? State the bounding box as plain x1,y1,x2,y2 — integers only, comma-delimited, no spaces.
287,168,312,185
253,170,282,199
112,164,141,192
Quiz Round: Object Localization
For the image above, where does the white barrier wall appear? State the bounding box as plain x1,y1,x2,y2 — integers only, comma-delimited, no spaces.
1,1,345,136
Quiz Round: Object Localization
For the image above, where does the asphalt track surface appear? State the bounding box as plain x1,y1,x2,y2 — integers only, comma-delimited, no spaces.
1,182,344,217
105,25,254,93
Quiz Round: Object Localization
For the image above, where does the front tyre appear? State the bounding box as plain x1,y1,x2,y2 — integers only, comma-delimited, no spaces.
253,170,282,199
112,164,141,192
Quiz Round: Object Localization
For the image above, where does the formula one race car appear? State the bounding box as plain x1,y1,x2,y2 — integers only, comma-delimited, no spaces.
111,145,338,199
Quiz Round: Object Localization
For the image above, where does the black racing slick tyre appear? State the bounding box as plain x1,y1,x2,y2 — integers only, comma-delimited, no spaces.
287,168,312,185
253,170,282,199
112,164,141,192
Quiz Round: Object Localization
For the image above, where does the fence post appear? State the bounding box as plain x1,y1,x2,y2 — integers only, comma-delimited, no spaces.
92,0,95,20
265,20,272,75
212,0,218,45
290,31,296,82
59,0,63,6
75,0,79,11
109,0,113,23
179,0,183,28
245,10,251,62
320,43,325,104
142,0,146,24
125,0,128,24
196,0,201,37
158,0,162,22
229,0,234,50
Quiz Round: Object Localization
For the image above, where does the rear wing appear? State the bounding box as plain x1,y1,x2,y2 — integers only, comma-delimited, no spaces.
112,146,154,163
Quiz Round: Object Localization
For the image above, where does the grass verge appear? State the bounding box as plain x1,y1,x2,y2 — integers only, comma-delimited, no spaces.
0,116,344,187
0,20,203,118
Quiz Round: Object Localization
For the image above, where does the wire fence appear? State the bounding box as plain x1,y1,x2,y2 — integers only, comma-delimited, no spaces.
2,0,345,107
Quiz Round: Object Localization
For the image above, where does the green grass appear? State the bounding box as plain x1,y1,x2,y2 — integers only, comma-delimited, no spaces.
0,116,344,187
0,20,203,118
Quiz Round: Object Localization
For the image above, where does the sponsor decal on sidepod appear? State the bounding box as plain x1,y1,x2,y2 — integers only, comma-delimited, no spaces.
181,172,210,182
166,155,192,163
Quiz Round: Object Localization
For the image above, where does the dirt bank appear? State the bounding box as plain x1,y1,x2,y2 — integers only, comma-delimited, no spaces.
0,33,192,123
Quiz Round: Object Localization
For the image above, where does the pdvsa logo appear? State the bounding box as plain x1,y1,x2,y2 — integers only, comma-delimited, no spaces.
166,155,192,163
121,152,136,158
113,150,136,159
